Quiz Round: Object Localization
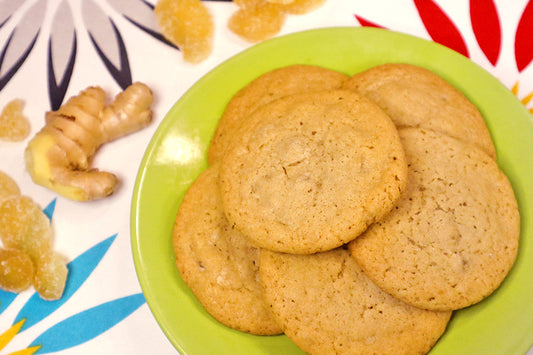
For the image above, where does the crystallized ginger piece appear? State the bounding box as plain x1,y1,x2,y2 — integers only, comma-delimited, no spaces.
0,177,67,300
0,99,30,141
33,250,68,300
282,0,326,14
0,170,21,202
0,248,35,293
233,0,267,8
228,3,286,42
155,0,214,63
0,196,52,262
267,0,295,5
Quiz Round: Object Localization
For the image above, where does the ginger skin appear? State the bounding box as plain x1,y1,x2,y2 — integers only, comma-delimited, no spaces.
25,82,153,201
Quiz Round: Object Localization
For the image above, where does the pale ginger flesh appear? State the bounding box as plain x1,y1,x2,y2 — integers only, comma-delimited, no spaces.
25,82,154,201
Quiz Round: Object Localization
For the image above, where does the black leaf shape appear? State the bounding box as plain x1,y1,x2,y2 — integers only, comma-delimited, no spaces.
47,0,77,110
88,18,132,90
124,17,177,49
111,0,177,49
48,34,77,110
0,15,11,28
0,1,24,29
0,29,39,91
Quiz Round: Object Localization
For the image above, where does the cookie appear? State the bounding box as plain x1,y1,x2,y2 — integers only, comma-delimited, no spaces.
207,64,348,164
259,248,452,355
349,127,520,311
172,164,281,335
219,89,408,254
342,63,497,159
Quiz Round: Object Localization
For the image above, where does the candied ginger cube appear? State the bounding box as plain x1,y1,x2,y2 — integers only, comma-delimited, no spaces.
267,0,295,4
0,175,67,300
228,3,286,42
33,251,68,300
282,0,326,14
0,171,21,202
0,196,52,261
155,0,214,63
0,99,30,141
233,0,267,9
0,248,35,293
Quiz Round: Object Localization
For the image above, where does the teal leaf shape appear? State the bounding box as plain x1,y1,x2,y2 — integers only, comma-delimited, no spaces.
29,293,146,354
15,234,117,331
43,198,56,221
0,290,17,315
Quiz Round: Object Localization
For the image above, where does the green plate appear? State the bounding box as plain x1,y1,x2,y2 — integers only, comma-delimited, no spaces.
131,27,533,354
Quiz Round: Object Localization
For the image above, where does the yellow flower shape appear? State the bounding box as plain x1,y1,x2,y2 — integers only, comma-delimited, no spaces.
512,82,533,115
0,320,40,355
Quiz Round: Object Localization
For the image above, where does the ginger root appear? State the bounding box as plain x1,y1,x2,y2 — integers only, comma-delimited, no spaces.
25,82,153,201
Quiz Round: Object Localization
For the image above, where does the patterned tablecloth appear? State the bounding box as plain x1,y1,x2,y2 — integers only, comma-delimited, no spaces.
0,0,532,354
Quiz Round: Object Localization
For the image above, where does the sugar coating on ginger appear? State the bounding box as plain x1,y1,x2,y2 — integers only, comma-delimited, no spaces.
228,3,286,43
0,99,30,141
153,0,327,62
0,248,35,293
229,0,327,42
0,171,68,300
282,0,327,14
155,0,214,63
0,171,21,202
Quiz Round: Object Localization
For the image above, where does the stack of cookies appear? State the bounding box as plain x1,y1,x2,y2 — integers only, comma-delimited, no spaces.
172,64,520,354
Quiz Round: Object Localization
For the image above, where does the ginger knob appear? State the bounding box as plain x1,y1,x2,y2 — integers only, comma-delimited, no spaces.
25,82,154,201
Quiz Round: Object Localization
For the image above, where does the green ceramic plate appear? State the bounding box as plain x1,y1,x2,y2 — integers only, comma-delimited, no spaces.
131,27,533,354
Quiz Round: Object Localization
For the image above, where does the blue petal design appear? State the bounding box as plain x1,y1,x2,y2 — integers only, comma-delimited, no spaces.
42,198,56,221
15,234,117,332
29,293,146,354
0,290,17,315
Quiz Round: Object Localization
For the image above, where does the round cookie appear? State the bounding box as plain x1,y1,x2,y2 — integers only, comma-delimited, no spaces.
219,89,408,254
172,164,281,335
259,248,452,355
342,63,497,159
208,64,349,164
349,127,520,311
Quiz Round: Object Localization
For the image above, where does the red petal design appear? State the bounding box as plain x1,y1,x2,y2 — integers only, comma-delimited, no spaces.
470,0,501,65
515,0,533,72
414,0,469,57
354,15,387,29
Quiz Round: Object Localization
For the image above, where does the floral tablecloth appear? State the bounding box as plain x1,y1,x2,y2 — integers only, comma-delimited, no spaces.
0,0,532,354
